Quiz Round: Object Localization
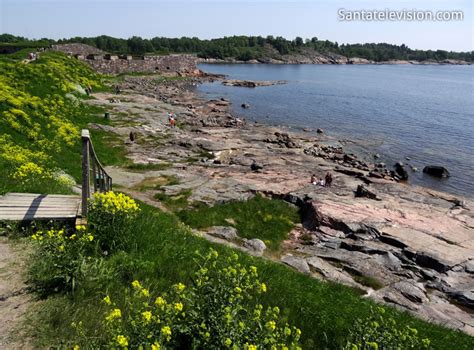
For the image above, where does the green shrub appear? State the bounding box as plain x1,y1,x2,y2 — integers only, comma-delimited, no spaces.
87,191,140,252
28,226,96,295
343,307,431,350
76,249,302,349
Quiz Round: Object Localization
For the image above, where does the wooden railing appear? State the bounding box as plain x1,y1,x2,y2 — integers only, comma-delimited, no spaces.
81,129,112,216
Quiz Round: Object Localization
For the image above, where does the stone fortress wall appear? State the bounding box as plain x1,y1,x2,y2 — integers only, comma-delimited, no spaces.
51,43,200,75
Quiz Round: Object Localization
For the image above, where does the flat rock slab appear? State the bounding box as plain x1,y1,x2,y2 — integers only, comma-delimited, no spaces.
382,226,473,271
281,254,311,274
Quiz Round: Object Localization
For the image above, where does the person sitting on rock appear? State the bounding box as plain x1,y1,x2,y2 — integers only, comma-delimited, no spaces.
325,172,333,187
311,174,317,185
318,178,326,186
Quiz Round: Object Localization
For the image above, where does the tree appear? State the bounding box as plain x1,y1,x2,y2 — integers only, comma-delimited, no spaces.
127,36,147,55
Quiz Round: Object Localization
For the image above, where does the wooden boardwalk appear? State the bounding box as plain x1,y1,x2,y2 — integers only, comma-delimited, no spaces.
0,193,81,221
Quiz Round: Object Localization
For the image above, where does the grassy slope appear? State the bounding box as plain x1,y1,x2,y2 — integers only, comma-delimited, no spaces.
29,204,474,349
0,51,119,194
2,51,471,349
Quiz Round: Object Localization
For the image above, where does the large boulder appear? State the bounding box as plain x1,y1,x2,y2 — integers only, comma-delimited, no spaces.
242,238,266,255
423,166,450,178
207,226,238,241
250,160,263,172
394,162,409,180
355,184,381,201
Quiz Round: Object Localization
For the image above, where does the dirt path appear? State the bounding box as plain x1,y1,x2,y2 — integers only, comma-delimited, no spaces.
0,237,33,348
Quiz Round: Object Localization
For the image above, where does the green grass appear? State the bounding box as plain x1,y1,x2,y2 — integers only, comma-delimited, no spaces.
25,203,474,349
154,188,193,212
352,274,385,290
154,75,189,84
178,195,300,251
131,174,180,192
125,162,172,172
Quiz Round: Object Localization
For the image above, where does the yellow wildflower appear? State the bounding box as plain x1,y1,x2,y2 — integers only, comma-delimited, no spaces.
155,296,166,307
161,325,172,339
87,234,94,241
151,343,160,350
106,308,122,322
116,335,128,347
142,311,152,322
175,283,186,292
131,280,142,289
174,302,183,312
266,320,276,331
260,283,267,293
102,295,111,305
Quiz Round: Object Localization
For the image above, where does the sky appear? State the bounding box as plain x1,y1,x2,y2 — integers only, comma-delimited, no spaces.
1,0,473,52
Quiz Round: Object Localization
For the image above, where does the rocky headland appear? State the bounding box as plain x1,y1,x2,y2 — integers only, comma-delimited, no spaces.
84,71,473,335
52,43,472,68
198,48,472,65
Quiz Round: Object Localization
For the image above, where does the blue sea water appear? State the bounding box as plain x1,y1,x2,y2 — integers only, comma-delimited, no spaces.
197,63,474,198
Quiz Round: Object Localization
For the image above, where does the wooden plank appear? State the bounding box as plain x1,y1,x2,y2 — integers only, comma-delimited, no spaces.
0,209,78,213
0,195,80,199
2,193,80,198
0,199,79,204
0,207,78,212
0,206,79,211
0,210,76,217
0,202,79,206
0,197,79,202
0,214,77,220
0,200,79,205
0,203,80,208
82,130,90,217
0,201,79,207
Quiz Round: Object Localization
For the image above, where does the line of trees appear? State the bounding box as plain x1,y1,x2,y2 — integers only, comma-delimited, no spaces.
1,33,472,62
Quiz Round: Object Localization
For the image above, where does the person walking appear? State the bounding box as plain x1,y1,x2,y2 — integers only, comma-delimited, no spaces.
325,172,333,187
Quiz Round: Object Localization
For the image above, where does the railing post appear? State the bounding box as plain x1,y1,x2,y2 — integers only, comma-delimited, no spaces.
81,129,91,217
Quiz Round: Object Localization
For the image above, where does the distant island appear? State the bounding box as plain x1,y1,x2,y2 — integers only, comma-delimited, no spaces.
1,33,472,64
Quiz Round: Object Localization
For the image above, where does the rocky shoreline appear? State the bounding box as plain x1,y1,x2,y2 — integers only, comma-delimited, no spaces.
85,71,473,335
198,54,472,66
